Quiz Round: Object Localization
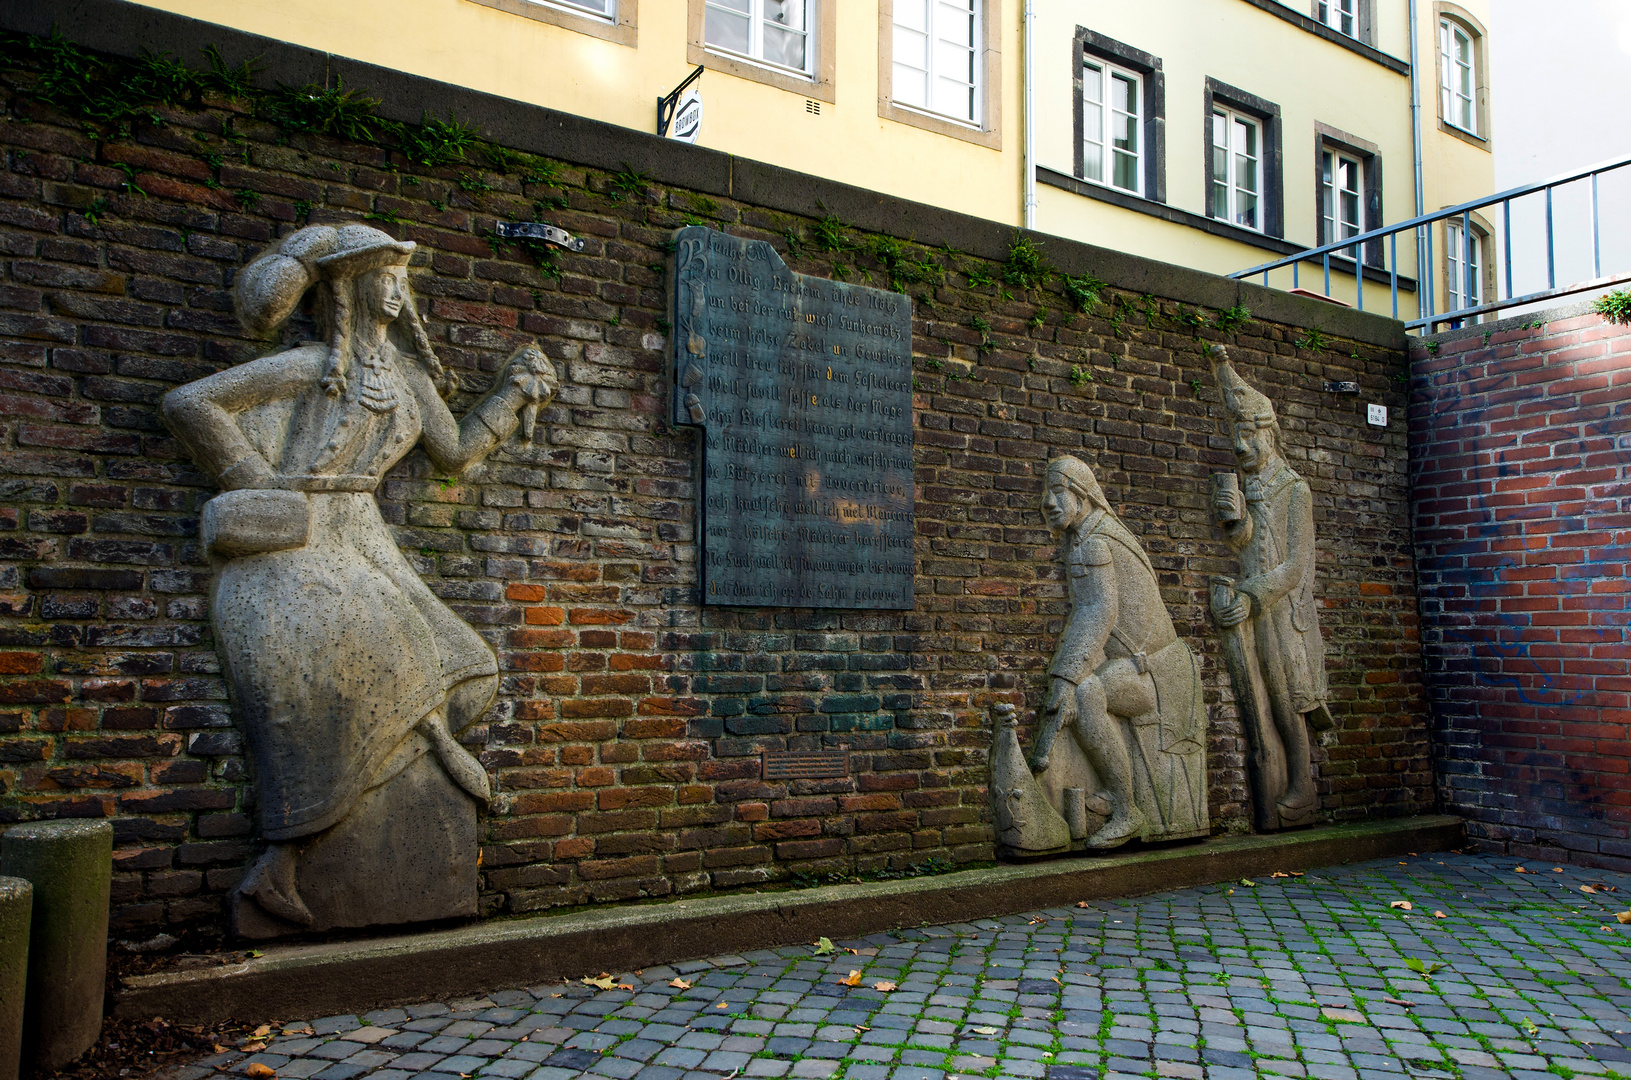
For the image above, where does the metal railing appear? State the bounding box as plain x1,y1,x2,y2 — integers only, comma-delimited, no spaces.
1229,152,1631,332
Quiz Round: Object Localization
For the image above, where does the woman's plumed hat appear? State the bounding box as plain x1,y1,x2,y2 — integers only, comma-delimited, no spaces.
235,224,415,336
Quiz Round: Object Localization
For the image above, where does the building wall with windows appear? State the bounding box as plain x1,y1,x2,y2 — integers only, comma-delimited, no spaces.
121,0,1490,316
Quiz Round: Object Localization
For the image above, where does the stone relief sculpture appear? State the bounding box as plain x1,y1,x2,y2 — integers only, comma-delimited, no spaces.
161,224,558,938
992,456,1208,854
1205,345,1333,832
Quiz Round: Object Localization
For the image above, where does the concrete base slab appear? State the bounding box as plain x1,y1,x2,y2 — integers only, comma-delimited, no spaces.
114,814,1463,1024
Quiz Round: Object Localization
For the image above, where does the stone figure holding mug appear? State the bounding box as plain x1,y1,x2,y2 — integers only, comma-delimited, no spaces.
1206,345,1333,831
162,224,558,937
990,456,1207,854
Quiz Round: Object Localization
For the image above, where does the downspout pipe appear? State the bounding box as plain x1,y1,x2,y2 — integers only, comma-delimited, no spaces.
1409,0,1431,318
1023,0,1036,230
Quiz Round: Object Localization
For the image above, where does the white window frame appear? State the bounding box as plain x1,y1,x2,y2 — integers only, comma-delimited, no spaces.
891,0,981,127
1315,0,1356,37
528,0,615,19
1439,18,1476,133
1444,219,1483,314
1320,149,1363,246
705,0,815,79
1211,108,1261,232
1080,59,1143,196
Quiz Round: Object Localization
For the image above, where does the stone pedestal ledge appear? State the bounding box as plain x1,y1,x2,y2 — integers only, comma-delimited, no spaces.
115,814,1463,1025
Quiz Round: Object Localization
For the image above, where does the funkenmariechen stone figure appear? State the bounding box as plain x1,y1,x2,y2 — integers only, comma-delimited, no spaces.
161,223,558,938
1206,345,1334,832
991,456,1207,854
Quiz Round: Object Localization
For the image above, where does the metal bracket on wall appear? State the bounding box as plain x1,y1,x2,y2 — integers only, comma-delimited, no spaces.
493,222,586,252
656,65,705,137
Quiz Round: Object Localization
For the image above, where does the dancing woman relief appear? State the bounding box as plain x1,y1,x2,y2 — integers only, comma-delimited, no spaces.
161,224,558,937
1205,345,1334,832
992,456,1208,854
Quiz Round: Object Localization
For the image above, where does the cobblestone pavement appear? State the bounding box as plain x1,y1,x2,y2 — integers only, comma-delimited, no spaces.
164,852,1631,1080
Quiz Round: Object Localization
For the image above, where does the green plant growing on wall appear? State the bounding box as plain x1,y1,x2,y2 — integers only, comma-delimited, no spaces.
1212,303,1251,335
963,262,997,290
808,213,855,255
82,197,108,225
606,166,651,202
110,161,146,197
1294,327,1327,352
1070,365,1093,387
1190,378,1205,397
234,188,261,210
869,235,941,294
263,77,385,142
399,112,479,167
1594,288,1631,324
1061,272,1106,313
1002,233,1053,292
1140,294,1161,327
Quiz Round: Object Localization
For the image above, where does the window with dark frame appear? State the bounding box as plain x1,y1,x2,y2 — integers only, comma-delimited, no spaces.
1314,125,1383,267
1204,78,1282,238
1072,29,1165,204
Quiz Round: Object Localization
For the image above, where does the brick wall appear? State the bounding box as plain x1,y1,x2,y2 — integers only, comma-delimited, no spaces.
1412,303,1631,869
0,26,1432,942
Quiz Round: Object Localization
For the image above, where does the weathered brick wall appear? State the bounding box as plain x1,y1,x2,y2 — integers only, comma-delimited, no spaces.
0,29,1431,941
1412,303,1631,869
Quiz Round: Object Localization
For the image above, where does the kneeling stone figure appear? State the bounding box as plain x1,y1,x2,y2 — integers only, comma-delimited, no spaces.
992,456,1208,853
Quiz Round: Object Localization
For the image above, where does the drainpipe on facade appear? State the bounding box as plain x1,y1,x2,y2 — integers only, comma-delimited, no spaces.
1022,0,1036,230
1409,0,1431,318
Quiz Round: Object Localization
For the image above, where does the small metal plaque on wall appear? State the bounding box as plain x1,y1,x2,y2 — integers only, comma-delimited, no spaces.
762,750,850,780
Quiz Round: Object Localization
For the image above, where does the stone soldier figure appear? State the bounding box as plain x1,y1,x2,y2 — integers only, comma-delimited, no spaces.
1007,455,1206,851
1207,346,1333,830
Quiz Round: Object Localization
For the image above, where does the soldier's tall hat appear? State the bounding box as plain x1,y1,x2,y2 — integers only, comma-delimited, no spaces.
1208,345,1277,430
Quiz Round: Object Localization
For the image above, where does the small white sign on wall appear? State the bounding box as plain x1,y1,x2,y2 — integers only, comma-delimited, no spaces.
668,90,702,144
1367,403,1388,427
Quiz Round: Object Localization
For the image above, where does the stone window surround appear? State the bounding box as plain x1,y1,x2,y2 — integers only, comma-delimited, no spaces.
1434,2,1492,151
464,0,636,47
1309,0,1375,47
1204,77,1285,241
1071,27,1165,204
1440,207,1497,321
1234,0,1408,74
688,0,837,105
876,0,1002,149
1313,121,1383,268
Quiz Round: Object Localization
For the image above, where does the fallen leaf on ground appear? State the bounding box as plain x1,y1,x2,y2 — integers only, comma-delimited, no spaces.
1604,925,1618,932
582,974,618,990
618,983,635,991
873,981,897,992
1226,888,1235,896
670,977,693,989
1404,957,1444,976
1075,901,1090,908
245,1066,276,1079
853,1025,870,1033
1390,901,1413,911
1553,867,1564,873
1522,1018,1540,1036
1617,911,1631,924
813,937,836,955
1432,910,1446,918
968,1026,1000,1035
282,1026,313,1036
848,947,879,956
1271,872,1289,878
213,1045,228,1054
251,1025,272,1039
1514,866,1528,873
1582,885,1598,894
1384,996,1417,1007
716,1002,729,1009
239,1041,267,1052
839,970,864,987
1240,879,1255,887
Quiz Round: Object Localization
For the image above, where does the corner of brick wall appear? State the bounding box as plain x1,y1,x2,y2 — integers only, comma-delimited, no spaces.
0,38,1431,941
1410,306,1631,869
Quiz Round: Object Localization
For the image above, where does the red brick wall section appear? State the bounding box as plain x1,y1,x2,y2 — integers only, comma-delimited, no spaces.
0,47,1431,940
1411,306,1631,869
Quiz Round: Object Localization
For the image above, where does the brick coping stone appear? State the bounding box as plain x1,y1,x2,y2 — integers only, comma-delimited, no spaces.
118,815,1463,1025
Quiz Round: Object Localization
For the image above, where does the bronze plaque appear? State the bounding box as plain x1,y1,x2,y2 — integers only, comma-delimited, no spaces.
671,226,914,609
762,749,850,780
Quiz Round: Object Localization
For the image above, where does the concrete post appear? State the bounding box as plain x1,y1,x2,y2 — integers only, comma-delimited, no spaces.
1,821,112,1073
0,877,30,1080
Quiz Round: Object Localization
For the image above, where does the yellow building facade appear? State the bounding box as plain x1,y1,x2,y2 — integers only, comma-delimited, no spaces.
128,0,1492,320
